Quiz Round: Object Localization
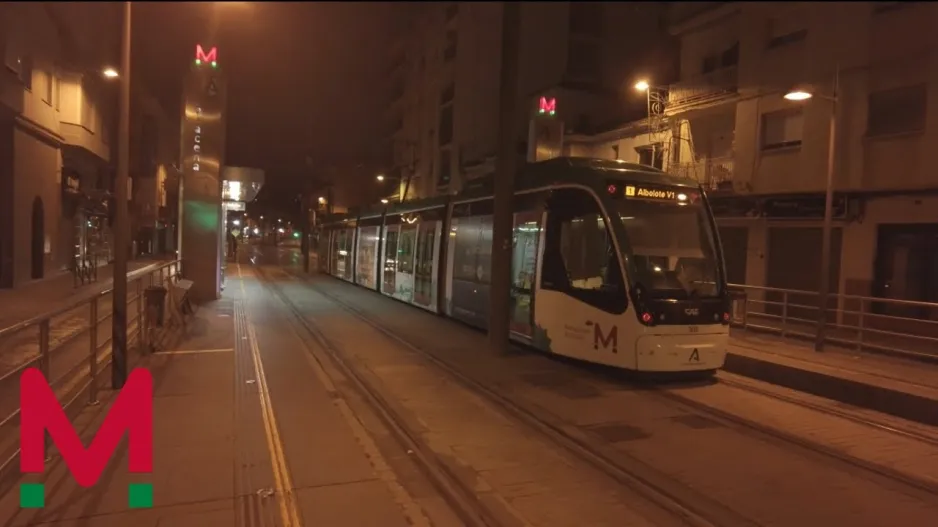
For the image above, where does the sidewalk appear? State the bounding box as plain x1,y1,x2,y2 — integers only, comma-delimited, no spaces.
0,266,425,526
0,258,167,329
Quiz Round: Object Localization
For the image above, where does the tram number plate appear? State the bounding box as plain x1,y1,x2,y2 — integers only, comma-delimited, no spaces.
688,326,699,333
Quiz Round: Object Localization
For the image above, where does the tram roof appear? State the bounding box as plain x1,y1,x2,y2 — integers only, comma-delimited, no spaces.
331,157,698,223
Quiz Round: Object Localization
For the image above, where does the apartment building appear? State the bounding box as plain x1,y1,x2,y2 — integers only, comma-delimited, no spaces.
573,2,938,322
0,3,121,288
384,2,677,200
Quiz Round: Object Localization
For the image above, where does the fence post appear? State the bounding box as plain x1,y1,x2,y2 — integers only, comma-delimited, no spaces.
89,297,99,405
857,298,865,351
780,291,789,338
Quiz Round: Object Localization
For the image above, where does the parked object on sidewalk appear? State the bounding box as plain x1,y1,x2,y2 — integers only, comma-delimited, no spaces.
144,286,167,327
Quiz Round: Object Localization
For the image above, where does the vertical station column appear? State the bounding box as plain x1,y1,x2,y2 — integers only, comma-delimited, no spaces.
179,44,227,302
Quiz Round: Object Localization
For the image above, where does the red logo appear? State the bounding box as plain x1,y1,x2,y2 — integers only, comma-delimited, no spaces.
586,321,618,353
195,44,218,65
538,97,556,115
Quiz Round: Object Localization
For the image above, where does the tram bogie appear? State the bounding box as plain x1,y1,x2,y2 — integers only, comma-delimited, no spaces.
317,158,730,373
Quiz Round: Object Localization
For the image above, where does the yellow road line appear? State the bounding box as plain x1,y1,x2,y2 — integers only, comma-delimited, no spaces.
239,265,303,526
159,348,233,355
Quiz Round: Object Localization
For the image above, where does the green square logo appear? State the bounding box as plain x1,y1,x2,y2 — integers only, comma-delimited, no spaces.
128,483,153,508
20,483,45,508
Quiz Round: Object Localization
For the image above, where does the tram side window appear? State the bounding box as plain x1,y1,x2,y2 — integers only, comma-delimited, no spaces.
542,189,627,314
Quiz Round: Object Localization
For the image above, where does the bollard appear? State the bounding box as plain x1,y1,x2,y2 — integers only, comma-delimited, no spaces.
89,297,99,405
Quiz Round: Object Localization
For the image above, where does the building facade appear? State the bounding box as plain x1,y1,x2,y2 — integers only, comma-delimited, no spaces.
0,3,120,288
130,87,180,257
572,1,938,321
384,2,677,200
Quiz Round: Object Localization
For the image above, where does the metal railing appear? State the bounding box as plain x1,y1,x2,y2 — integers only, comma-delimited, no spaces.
671,155,735,190
728,283,938,361
0,259,182,485
666,66,739,111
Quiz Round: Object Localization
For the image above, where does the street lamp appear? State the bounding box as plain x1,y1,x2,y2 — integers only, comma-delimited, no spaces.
376,174,385,182
102,67,119,79
380,198,389,204
784,69,840,352
634,79,650,92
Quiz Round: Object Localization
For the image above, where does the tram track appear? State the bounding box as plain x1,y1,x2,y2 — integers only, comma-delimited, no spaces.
253,266,506,527
269,267,761,527
651,383,938,499
715,375,938,448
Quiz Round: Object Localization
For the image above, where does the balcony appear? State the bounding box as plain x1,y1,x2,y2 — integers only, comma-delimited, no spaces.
670,155,735,191
666,66,738,114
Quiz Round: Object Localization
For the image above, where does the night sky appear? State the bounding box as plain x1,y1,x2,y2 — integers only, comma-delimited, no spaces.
130,2,396,210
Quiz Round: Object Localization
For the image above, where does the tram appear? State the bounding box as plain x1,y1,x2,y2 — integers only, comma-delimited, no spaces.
318,158,730,373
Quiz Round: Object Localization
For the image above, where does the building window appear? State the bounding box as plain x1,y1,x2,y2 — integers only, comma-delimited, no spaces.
721,42,739,67
438,105,453,146
569,2,603,35
635,144,664,169
440,82,454,105
873,2,919,15
42,70,54,105
566,38,601,82
873,224,938,320
867,84,927,137
444,30,457,61
760,109,803,150
54,68,61,111
438,149,452,187
18,54,33,91
766,29,807,49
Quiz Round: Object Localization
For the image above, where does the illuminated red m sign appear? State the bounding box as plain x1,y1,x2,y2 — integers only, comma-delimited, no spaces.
538,97,557,115
195,44,217,64
20,368,153,502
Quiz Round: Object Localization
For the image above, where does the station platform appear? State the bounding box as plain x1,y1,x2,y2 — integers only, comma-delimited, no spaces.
724,332,938,426
0,265,430,527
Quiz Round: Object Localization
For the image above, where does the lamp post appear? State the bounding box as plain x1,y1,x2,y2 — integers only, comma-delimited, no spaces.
111,1,132,389
784,67,840,352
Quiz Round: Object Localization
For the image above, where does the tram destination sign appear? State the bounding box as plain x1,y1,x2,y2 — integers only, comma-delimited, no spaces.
606,181,696,203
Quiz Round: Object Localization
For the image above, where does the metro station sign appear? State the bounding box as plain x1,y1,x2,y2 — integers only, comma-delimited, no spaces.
538,97,557,117
195,44,218,68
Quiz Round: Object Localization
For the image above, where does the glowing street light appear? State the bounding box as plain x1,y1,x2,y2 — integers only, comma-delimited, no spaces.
318,196,326,204
277,227,285,234
380,198,389,204
784,89,813,101
376,174,385,181
634,79,650,92
103,67,119,79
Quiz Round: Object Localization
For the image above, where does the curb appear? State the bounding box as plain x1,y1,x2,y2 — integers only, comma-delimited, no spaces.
724,351,938,427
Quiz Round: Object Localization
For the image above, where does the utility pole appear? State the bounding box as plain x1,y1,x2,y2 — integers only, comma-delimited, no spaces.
488,1,521,354
301,187,311,273
112,0,132,389
814,66,840,352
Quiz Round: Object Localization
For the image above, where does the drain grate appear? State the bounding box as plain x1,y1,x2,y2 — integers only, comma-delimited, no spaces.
520,372,603,400
670,414,721,430
585,422,650,443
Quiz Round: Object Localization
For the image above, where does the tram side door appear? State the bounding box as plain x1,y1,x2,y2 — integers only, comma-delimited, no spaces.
509,212,541,337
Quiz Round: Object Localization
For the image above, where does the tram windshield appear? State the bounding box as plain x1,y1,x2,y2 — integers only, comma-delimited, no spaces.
615,186,722,299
